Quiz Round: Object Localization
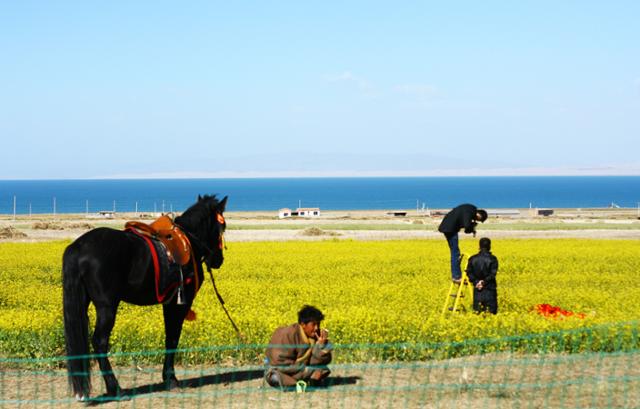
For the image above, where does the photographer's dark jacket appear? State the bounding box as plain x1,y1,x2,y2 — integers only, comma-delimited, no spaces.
438,204,478,235
465,249,499,291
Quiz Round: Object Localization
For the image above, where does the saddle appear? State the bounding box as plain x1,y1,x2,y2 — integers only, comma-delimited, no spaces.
125,215,191,265
125,215,199,305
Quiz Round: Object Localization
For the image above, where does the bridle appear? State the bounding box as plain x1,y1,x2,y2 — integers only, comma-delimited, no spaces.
175,212,226,271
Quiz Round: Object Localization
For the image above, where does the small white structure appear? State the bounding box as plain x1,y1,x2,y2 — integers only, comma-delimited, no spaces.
297,207,320,217
278,207,321,218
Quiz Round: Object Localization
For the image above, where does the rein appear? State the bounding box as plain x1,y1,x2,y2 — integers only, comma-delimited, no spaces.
174,219,243,341
206,268,243,340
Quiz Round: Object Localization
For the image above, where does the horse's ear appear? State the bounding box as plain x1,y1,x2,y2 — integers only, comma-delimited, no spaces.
198,194,202,201
218,196,228,212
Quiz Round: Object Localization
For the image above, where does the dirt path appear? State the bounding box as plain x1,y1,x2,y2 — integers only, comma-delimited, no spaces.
226,228,640,241
2,351,638,408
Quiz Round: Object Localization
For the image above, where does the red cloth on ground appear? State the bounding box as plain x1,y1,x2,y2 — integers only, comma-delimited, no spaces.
535,303,585,319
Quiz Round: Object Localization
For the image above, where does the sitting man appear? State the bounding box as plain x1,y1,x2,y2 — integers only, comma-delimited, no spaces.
466,237,499,314
265,305,332,389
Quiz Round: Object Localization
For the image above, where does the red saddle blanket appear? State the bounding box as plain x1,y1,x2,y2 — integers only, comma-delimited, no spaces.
126,227,194,303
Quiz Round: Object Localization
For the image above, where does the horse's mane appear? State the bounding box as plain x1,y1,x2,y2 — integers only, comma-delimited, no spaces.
176,195,221,227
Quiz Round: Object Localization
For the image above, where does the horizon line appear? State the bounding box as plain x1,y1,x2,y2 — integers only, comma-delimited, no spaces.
2,166,640,181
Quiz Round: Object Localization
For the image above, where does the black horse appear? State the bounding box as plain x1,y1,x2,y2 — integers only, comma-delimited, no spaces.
62,194,227,401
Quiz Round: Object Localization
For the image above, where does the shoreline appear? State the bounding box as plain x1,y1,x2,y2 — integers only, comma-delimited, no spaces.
2,206,639,218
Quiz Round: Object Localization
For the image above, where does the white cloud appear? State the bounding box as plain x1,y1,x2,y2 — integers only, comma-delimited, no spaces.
326,71,374,94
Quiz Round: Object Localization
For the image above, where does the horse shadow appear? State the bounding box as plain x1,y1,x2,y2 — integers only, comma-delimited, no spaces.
88,370,361,405
87,369,263,405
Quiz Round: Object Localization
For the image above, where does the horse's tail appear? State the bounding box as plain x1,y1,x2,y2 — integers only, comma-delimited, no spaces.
62,245,91,400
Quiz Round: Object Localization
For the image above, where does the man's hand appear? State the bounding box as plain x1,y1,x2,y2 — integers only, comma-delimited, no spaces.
475,280,484,291
318,329,329,346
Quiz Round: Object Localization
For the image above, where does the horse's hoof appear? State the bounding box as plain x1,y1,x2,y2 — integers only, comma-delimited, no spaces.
75,393,89,402
104,388,130,401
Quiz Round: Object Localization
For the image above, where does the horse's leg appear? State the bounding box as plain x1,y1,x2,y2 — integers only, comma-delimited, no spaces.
92,303,123,397
162,303,189,390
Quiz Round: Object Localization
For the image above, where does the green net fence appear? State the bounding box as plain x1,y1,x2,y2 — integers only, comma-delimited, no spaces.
1,322,639,408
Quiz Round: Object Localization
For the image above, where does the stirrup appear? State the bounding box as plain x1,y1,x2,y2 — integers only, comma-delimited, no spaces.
176,267,185,305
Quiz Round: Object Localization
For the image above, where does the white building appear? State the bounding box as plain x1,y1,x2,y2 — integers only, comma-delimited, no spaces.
278,207,321,218
296,207,320,217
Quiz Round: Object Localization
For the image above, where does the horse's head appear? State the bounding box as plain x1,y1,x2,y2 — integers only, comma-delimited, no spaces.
176,194,228,270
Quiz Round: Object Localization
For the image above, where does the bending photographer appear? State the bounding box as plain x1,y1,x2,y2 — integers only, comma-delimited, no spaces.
438,203,488,283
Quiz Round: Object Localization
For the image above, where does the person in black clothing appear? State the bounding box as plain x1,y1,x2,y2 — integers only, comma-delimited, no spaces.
465,237,499,314
438,204,488,282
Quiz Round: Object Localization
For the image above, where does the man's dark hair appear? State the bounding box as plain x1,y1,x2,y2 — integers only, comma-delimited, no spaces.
298,305,325,324
479,237,491,251
476,209,488,222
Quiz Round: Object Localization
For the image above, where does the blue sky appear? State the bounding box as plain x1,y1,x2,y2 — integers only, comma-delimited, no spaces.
1,1,639,179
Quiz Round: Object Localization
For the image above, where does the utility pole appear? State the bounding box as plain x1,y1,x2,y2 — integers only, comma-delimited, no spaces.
86,200,89,216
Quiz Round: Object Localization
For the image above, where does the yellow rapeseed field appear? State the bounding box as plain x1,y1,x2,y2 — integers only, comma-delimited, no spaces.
1,239,638,363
